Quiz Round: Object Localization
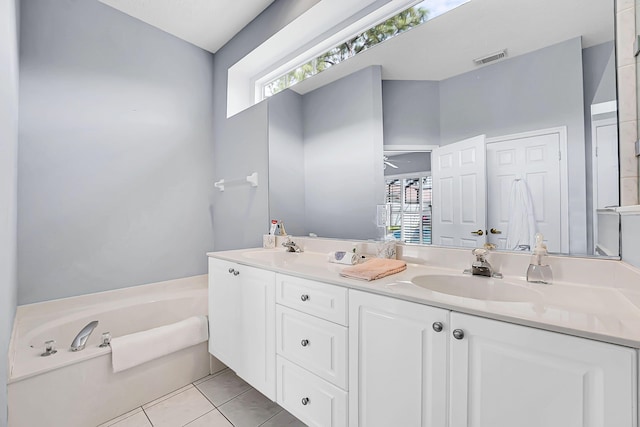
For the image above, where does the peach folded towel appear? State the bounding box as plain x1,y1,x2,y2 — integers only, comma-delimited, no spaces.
340,258,407,281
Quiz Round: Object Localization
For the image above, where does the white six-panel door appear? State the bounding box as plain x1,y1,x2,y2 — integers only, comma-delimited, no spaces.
486,127,567,252
432,135,487,248
449,312,637,427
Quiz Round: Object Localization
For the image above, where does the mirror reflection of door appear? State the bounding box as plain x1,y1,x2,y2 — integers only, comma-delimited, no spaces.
590,102,619,255
431,135,487,248
486,127,569,253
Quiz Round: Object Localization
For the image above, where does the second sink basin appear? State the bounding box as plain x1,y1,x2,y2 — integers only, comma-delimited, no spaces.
409,274,541,302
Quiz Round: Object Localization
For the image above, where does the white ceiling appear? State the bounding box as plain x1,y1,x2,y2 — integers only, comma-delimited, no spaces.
291,0,615,94
98,0,276,53
98,0,615,100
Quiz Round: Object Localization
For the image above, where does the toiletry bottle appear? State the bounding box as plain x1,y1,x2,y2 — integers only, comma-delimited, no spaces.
269,220,278,235
526,233,552,284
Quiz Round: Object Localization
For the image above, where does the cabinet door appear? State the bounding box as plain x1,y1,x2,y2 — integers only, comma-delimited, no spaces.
208,258,276,400
449,312,637,427
236,264,276,400
349,290,449,427
208,257,241,372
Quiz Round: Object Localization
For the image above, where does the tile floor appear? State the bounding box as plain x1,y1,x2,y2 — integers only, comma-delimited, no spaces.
98,369,306,427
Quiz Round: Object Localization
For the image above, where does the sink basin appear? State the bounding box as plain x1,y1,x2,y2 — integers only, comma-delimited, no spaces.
406,274,541,302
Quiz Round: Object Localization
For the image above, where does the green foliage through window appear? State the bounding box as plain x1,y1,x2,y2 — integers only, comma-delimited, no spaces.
263,4,429,97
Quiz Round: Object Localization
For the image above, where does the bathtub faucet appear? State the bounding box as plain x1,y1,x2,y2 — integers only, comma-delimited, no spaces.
70,320,99,352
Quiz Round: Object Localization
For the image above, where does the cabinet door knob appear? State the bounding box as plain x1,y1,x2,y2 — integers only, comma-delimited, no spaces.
301,397,310,405
300,294,309,301
228,268,235,274
453,329,465,340
233,270,240,276
301,339,309,347
432,322,443,332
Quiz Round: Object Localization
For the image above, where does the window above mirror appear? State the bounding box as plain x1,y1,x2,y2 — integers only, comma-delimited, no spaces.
260,0,468,99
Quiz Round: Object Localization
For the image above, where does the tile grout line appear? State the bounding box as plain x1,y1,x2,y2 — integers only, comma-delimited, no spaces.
190,384,240,427
194,377,254,408
217,409,236,427
99,407,144,427
179,408,217,427
190,380,237,426
143,384,193,410
193,368,232,386
256,408,285,427
193,383,219,409
142,407,154,427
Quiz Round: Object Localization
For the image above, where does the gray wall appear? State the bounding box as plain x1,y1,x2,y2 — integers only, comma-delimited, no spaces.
0,0,19,423
268,89,306,237
212,100,270,250
211,0,320,250
622,213,640,268
303,66,385,239
18,0,216,303
583,41,616,107
439,38,585,147
383,80,440,146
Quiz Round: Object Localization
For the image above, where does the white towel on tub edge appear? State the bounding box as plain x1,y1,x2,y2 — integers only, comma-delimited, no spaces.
110,315,209,373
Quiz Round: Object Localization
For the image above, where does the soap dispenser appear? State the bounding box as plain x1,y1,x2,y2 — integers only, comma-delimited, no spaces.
526,233,552,284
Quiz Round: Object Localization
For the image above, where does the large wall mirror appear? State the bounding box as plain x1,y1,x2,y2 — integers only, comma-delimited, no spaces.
267,0,619,258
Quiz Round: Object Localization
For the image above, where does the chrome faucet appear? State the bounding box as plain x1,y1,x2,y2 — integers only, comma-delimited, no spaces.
70,320,99,351
282,237,303,253
464,248,502,278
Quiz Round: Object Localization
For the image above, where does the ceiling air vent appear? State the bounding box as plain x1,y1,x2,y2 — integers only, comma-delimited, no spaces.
473,49,507,66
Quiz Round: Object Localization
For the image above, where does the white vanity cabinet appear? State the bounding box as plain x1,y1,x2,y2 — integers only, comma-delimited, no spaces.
208,257,276,400
348,289,450,427
449,312,637,427
275,274,349,427
349,289,638,427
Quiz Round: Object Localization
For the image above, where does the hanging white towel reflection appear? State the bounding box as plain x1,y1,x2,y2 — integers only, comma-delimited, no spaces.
110,315,209,373
505,179,538,250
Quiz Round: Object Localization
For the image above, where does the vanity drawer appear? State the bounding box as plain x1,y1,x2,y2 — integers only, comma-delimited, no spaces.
277,356,348,427
276,274,348,325
276,305,348,389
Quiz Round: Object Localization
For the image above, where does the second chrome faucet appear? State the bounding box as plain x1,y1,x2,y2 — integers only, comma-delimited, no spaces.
464,248,503,279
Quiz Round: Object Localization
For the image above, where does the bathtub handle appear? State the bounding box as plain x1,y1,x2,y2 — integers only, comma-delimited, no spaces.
41,340,57,357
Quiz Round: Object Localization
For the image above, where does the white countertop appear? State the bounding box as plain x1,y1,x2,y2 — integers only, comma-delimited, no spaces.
208,246,640,348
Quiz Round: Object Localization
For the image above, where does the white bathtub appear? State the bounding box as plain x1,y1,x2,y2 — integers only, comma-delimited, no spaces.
8,275,213,427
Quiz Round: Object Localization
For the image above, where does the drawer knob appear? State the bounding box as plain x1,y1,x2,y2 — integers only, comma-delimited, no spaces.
301,339,309,347
432,322,443,332
233,270,240,276
300,294,309,302
301,397,310,406
228,268,235,274
453,329,465,340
